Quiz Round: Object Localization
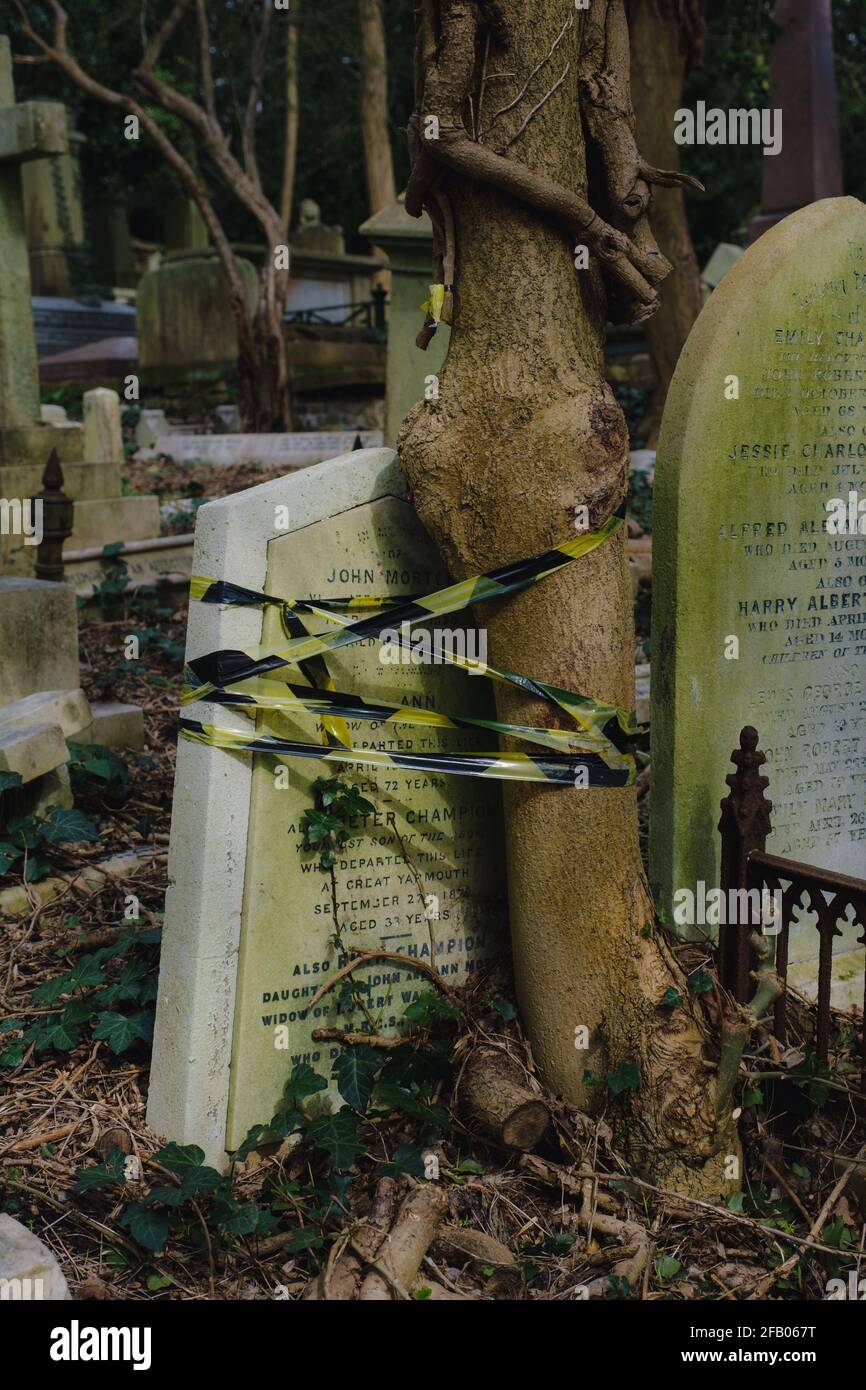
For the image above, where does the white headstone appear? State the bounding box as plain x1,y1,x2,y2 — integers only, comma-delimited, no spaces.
148,448,506,1167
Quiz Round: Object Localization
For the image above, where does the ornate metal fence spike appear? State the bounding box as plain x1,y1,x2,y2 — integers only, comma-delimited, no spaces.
718,726,773,1002
33,448,74,583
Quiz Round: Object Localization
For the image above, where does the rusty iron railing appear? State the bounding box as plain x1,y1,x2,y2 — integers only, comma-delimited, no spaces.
718,726,866,1095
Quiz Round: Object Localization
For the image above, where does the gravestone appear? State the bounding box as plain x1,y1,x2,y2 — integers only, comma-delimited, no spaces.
651,198,866,999
21,120,86,295
148,447,506,1167
0,35,76,472
359,198,449,447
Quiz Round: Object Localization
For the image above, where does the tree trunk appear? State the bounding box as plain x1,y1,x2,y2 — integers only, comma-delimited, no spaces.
627,0,704,446
280,6,301,236
359,0,397,213
399,0,734,1197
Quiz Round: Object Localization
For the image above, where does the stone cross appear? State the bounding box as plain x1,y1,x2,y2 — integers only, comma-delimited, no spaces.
0,35,67,434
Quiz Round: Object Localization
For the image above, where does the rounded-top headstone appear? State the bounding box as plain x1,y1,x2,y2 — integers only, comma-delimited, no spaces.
651,198,866,929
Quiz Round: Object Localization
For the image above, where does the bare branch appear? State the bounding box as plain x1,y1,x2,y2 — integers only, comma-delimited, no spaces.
501,63,569,150
242,0,273,192
490,12,573,124
195,0,217,122
140,0,194,72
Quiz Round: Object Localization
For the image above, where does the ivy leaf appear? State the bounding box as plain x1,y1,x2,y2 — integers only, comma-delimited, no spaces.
92,1010,152,1053
40,806,101,845
283,1227,325,1253
121,1203,170,1253
374,1081,450,1132
0,841,23,874
306,1111,364,1171
655,1255,682,1282
403,991,460,1024
0,1041,25,1068
727,1191,745,1213
688,969,714,996
284,1062,328,1107
606,1061,640,1096
74,1152,128,1192
378,1144,427,1179
332,1045,381,1113
219,1203,278,1237
152,1142,206,1176
488,997,516,1021
0,771,23,794
24,855,52,883
660,987,683,1009
413,1286,432,1300
742,1087,764,1108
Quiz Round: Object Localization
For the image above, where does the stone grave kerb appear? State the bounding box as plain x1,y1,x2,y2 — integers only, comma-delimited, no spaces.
0,36,81,469
147,447,408,1167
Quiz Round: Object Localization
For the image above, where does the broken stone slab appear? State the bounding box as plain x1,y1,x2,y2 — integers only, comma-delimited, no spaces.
0,1213,71,1300
0,721,68,783
0,688,92,740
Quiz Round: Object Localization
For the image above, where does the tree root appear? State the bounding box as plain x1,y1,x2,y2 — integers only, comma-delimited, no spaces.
520,1154,651,1297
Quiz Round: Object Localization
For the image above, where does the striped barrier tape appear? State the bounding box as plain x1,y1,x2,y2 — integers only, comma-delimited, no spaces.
179,507,642,786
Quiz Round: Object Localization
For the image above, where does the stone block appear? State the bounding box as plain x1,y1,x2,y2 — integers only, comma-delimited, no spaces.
0,721,68,783
0,688,91,740
68,495,161,552
89,700,144,749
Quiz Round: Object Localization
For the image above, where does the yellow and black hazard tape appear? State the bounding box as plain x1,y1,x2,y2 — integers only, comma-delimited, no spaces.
179,506,642,787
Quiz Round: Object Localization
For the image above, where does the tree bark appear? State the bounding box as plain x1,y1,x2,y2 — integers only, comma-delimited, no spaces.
459,1047,549,1150
280,5,301,236
399,0,734,1197
358,0,398,215
627,0,704,446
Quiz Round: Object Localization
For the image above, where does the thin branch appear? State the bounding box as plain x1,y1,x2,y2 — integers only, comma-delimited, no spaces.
490,12,573,124
502,63,569,150
195,0,216,122
139,0,193,71
242,0,273,193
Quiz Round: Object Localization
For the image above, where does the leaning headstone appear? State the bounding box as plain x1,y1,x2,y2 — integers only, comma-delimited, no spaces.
137,429,382,468
21,118,86,296
651,198,866,995
148,448,506,1167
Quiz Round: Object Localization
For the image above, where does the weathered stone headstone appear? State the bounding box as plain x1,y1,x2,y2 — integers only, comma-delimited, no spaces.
82,387,123,463
359,198,450,447
651,198,866,998
22,120,86,296
148,448,506,1166
0,35,76,472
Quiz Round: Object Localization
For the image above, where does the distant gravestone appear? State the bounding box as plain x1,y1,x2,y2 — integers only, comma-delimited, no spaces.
651,198,866,998
148,448,506,1167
